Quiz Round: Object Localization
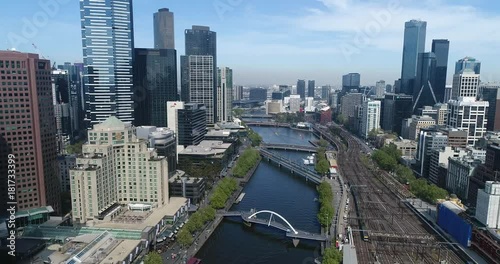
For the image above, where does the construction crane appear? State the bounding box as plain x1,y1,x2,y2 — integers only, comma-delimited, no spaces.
32,43,47,59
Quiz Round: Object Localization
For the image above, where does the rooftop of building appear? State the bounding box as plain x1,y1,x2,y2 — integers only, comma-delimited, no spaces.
91,197,187,230
92,116,132,131
169,175,205,184
391,140,418,148
42,232,142,264
205,129,233,137
179,140,232,156
449,97,489,105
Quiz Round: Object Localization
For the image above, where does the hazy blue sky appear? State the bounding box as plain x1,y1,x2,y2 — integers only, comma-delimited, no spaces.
1,0,500,86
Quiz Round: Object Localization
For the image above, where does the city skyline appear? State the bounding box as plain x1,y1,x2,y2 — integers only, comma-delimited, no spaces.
2,0,500,86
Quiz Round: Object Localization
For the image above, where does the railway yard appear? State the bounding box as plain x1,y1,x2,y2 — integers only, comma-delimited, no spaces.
318,124,468,264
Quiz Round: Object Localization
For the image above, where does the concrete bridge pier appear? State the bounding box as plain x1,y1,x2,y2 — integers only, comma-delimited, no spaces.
292,238,300,247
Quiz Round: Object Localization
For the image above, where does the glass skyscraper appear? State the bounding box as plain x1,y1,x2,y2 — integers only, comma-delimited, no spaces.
400,20,427,96
413,52,437,112
182,26,218,123
308,80,315,98
432,39,450,103
297,79,306,98
154,8,175,49
133,48,177,127
455,57,481,74
80,0,135,126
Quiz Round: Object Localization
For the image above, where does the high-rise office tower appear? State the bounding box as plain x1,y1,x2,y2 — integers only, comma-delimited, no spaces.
382,93,413,135
80,0,135,126
297,79,306,99
0,51,61,214
416,130,448,178
182,26,217,123
52,69,72,153
400,20,427,95
154,8,175,49
178,103,207,147
413,52,437,112
375,80,386,98
455,57,481,74
308,80,315,98
480,84,500,131
234,85,243,101
249,88,268,102
342,73,361,92
134,48,177,127
431,39,450,103
451,70,480,100
360,100,381,139
181,55,215,123
217,67,233,122
322,85,331,100
448,97,488,146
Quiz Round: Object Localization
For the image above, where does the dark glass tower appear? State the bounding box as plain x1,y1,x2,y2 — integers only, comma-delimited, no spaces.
133,48,177,127
400,20,427,96
80,0,135,126
455,57,481,74
183,26,217,123
297,79,306,99
431,39,450,103
342,73,361,92
178,103,207,147
154,8,175,49
308,80,315,98
382,93,414,136
413,52,437,112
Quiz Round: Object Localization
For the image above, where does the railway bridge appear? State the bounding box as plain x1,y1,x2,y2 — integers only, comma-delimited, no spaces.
258,148,322,184
261,143,317,153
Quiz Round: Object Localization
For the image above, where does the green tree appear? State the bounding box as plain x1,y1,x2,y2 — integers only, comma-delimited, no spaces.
209,191,227,209
318,204,334,227
368,129,379,140
318,139,329,148
233,108,244,117
322,247,342,264
315,159,330,175
177,229,193,247
248,129,262,147
66,141,84,154
144,252,162,264
232,148,260,178
336,114,346,125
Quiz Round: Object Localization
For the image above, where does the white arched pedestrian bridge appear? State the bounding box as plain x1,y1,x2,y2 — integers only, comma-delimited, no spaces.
222,209,328,242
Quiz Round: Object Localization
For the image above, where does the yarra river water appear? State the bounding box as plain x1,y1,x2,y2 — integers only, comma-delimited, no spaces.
196,126,322,264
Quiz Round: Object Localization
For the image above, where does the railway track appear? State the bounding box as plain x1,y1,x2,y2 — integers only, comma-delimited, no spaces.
322,125,464,264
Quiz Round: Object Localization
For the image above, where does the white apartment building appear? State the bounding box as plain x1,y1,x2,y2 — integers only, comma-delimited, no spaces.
185,55,215,124
360,100,381,139
451,70,480,99
448,97,489,146
217,67,233,122
70,117,169,225
476,181,500,229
